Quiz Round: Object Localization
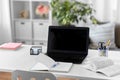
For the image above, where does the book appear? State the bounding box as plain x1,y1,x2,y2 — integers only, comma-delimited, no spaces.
84,57,120,77
31,54,73,72
0,42,22,50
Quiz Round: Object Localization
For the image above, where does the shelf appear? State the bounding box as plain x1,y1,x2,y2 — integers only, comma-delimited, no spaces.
10,0,52,45
15,21,32,40
32,1,50,19
13,1,30,19
15,39,32,45
13,19,31,21
12,0,30,1
33,22,49,41
32,19,50,22
31,0,51,2
34,40,47,46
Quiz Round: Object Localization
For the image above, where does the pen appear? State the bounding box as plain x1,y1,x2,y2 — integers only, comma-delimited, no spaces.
103,46,108,56
51,62,59,68
98,42,105,49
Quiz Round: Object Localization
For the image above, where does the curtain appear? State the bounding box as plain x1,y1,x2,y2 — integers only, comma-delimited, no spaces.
0,1,3,44
0,0,12,44
91,0,120,23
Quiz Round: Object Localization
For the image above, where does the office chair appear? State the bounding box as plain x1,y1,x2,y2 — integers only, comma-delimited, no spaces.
12,70,56,80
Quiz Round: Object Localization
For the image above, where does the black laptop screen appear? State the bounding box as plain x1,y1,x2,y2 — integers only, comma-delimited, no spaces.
47,26,89,53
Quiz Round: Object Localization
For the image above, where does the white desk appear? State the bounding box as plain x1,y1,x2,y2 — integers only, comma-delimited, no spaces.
0,45,120,80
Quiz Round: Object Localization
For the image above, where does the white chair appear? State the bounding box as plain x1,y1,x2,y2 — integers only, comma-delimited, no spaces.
12,70,56,80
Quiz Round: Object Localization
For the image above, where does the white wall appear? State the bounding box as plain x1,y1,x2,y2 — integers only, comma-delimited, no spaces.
92,0,105,21
117,0,120,22
0,0,12,44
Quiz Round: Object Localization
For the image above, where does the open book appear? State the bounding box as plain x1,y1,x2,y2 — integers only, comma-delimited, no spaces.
31,54,73,72
84,57,120,77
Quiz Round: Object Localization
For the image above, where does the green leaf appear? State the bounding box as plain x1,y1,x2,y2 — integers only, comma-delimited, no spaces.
51,0,98,25
83,19,87,23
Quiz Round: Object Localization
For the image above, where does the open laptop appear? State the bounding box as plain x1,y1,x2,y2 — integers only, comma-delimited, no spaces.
46,26,89,63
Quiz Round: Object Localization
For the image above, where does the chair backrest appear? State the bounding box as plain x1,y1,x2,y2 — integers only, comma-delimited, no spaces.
12,70,56,80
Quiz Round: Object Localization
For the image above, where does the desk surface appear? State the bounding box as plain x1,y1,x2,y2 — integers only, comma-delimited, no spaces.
0,45,120,80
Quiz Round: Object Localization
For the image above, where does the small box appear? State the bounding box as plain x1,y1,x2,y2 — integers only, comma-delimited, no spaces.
30,46,42,55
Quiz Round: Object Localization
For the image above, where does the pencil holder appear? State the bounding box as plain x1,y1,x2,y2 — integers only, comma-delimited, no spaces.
98,47,109,57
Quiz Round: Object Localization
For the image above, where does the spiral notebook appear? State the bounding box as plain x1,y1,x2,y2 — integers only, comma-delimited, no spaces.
31,54,73,72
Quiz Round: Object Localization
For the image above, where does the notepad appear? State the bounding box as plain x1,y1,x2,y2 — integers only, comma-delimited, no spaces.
31,54,73,72
0,42,22,50
31,62,72,72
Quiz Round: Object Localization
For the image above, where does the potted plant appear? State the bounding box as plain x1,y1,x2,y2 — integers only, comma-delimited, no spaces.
51,0,98,25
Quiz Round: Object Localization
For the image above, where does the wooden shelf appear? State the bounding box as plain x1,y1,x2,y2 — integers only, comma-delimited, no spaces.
0,72,11,80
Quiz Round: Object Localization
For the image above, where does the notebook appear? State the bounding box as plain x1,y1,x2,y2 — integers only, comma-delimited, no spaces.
31,54,73,72
31,62,73,72
0,42,22,50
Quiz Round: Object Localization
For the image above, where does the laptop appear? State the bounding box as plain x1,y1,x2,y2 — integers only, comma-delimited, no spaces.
46,26,89,63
